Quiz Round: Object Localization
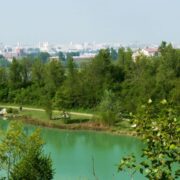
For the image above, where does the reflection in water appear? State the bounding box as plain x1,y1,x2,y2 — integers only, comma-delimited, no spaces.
0,120,145,180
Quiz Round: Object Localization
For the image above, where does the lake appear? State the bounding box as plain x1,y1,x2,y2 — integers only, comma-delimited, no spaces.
0,120,145,180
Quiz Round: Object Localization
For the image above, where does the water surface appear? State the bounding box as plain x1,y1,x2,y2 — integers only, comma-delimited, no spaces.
0,120,145,180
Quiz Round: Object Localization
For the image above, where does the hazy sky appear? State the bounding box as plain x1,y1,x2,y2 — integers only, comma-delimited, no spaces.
1,0,180,44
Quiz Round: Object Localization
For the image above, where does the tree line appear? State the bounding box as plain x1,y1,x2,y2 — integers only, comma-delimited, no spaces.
0,42,179,122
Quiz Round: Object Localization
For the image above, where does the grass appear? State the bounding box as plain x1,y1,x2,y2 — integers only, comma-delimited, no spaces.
74,58,92,67
20,109,92,123
20,110,50,121
0,102,94,114
1,103,134,135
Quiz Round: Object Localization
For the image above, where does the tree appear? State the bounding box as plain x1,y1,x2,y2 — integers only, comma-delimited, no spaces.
38,52,50,63
158,41,167,56
86,49,112,100
11,150,53,180
155,43,179,103
118,100,180,180
118,47,133,71
0,121,54,180
97,90,121,126
54,57,80,109
58,51,66,61
43,96,53,120
0,56,10,67
20,57,32,88
10,128,53,179
45,60,65,97
0,67,8,101
9,58,23,89
42,61,64,114
110,48,118,60
32,59,45,87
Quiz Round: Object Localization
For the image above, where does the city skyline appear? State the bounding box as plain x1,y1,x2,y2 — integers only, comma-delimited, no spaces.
1,0,180,44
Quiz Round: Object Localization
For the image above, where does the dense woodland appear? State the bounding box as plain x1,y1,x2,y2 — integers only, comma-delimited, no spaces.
0,42,179,118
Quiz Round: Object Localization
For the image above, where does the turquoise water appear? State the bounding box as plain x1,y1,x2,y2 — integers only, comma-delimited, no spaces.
0,120,145,180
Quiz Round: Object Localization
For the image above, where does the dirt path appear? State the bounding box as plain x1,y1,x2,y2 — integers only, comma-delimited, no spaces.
0,105,93,118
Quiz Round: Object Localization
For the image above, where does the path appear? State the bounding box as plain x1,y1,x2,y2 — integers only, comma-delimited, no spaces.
0,105,93,118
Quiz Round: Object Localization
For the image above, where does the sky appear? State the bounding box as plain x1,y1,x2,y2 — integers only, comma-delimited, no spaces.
0,0,180,45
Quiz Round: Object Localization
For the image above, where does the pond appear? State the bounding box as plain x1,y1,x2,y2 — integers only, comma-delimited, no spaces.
0,119,145,180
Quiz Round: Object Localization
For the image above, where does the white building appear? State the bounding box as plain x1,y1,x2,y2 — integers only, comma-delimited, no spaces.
132,48,158,61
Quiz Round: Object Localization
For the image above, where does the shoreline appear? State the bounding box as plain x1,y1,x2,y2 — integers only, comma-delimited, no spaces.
8,115,136,137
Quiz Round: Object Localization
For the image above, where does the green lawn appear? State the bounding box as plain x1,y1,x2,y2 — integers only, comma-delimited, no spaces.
20,110,50,121
1,103,132,134
19,109,92,124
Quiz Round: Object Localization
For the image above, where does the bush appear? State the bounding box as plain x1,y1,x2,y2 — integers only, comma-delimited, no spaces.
99,111,116,126
97,90,121,126
7,108,19,114
7,107,13,113
118,100,180,179
12,108,19,114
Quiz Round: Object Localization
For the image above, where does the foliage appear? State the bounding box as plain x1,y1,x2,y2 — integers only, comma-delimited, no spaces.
43,96,53,120
54,57,80,109
0,56,10,67
38,52,50,63
110,48,118,60
0,121,54,180
10,150,53,180
6,108,19,114
0,42,179,178
118,100,180,180
0,42,179,116
97,90,121,126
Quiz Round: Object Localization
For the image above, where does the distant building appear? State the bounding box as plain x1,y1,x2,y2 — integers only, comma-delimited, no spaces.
2,46,25,61
26,48,40,55
132,47,158,61
49,56,59,61
73,53,96,60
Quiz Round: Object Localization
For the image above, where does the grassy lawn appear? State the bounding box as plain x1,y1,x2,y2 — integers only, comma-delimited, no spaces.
0,103,95,128
1,103,133,134
20,110,50,121
19,109,92,124
0,103,94,114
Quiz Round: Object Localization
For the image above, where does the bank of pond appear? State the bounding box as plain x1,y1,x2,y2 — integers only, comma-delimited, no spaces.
0,119,145,180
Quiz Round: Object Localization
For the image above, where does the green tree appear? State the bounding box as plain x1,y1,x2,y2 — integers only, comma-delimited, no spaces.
0,67,8,101
32,59,45,87
118,47,126,66
43,96,53,120
97,90,121,126
58,51,66,61
45,60,65,97
155,43,180,103
38,52,50,63
118,100,180,180
0,56,10,67
9,58,23,89
20,57,32,87
110,48,118,60
11,150,53,180
54,57,79,109
0,121,53,180
118,47,133,72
